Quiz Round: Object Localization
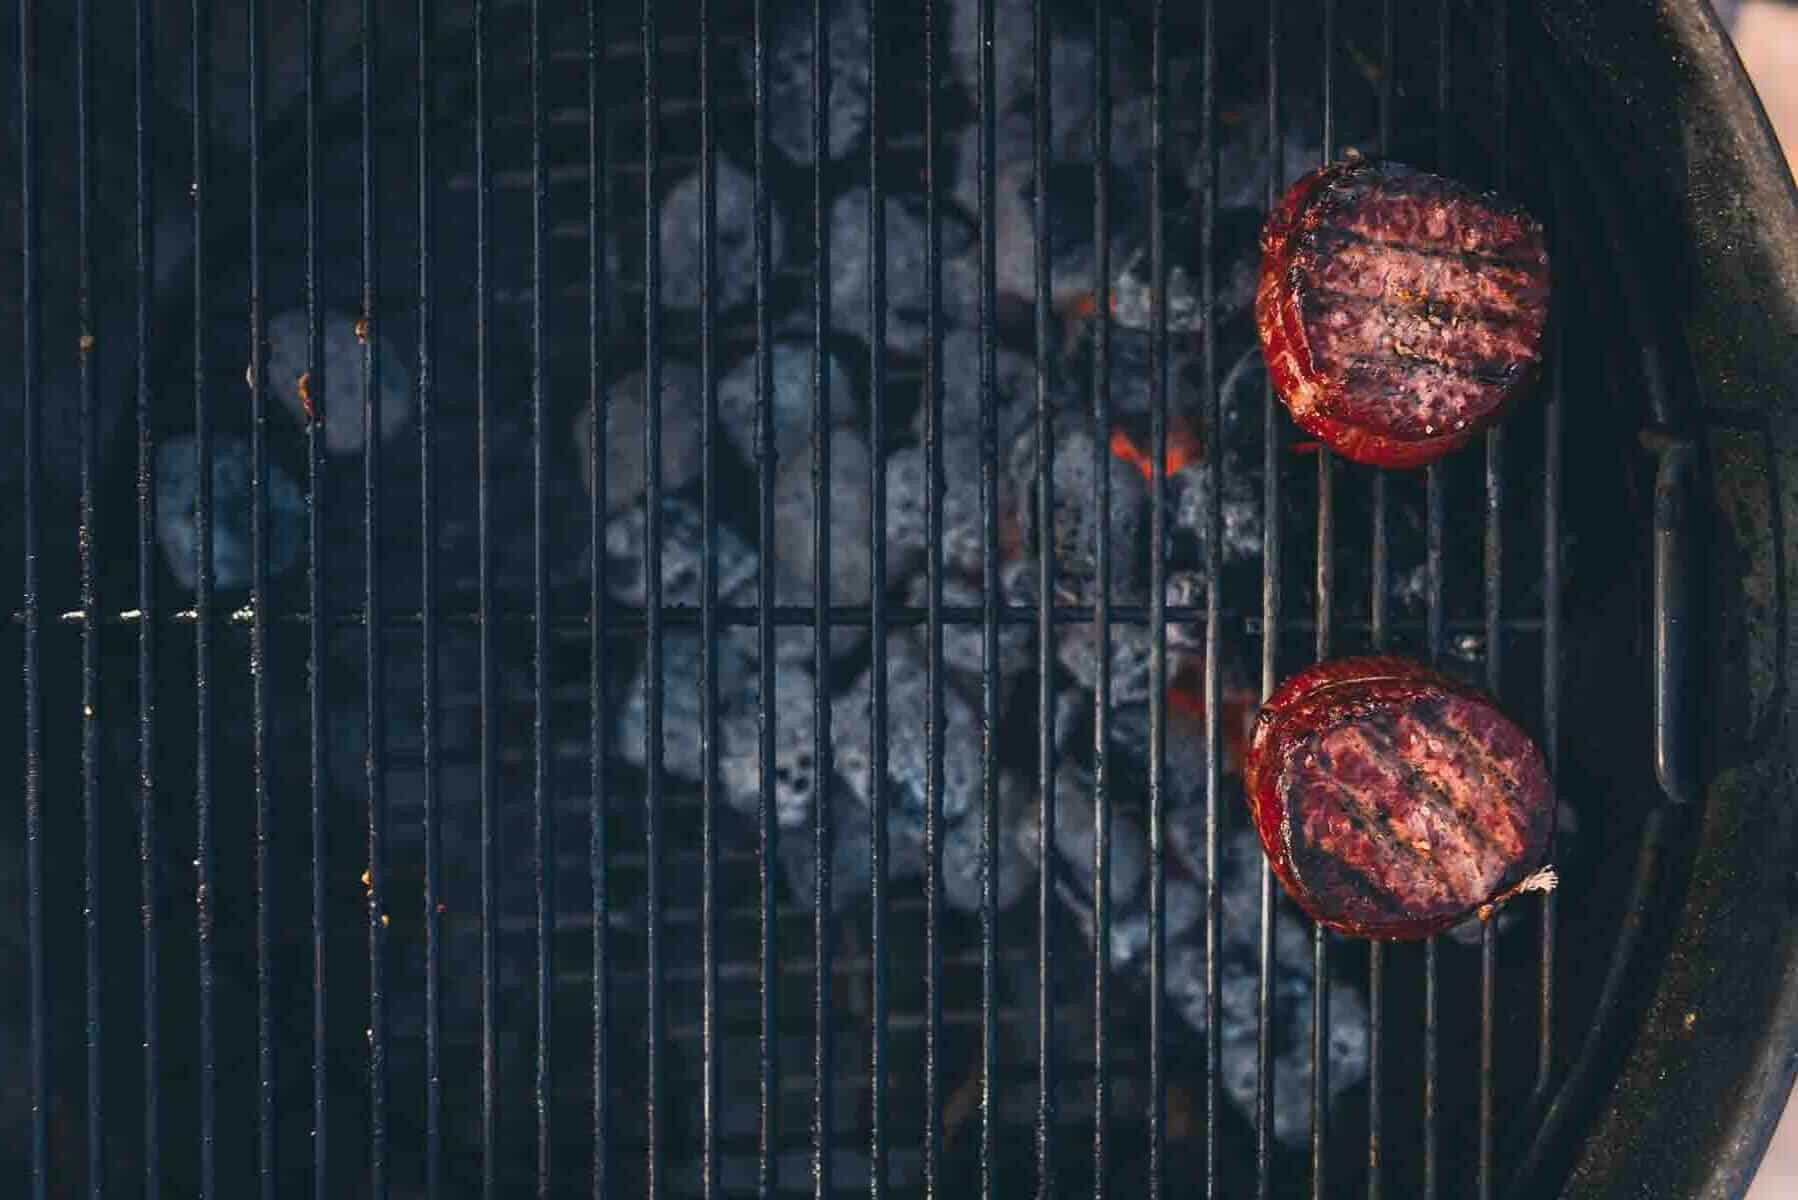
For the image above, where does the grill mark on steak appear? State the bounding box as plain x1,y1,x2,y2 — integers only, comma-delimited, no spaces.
1292,768,1457,917
1307,284,1543,336
1358,716,1513,865
1308,221,1546,270
1299,291,1536,382
1312,176,1545,262
1287,721,1501,911
1392,702,1530,858
1303,231,1548,315
1325,358,1508,439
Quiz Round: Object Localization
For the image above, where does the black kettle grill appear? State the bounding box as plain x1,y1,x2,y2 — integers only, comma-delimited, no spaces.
3,1,1797,1197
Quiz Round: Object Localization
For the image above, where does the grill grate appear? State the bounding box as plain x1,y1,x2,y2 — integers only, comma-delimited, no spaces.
5,0,1669,1197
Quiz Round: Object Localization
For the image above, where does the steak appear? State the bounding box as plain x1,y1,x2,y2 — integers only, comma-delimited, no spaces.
1242,656,1554,939
1255,157,1552,469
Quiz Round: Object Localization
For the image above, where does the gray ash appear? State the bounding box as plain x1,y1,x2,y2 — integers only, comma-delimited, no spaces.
942,772,1033,914
882,437,1021,582
658,158,786,313
993,160,1145,311
604,494,759,610
576,365,706,514
910,326,1038,450
263,308,414,457
716,340,860,469
742,0,871,166
830,633,983,846
615,624,761,784
901,565,1037,694
827,189,975,355
1163,825,1372,1148
774,429,875,659
155,433,306,592
1107,207,1260,336
720,658,824,831
1007,410,1147,603
948,0,1142,157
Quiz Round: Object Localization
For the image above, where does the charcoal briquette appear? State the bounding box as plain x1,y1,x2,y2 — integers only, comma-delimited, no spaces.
155,433,306,592
575,365,705,513
717,341,860,468
659,158,784,312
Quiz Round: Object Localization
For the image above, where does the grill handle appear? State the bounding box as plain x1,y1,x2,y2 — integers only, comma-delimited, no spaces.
1644,429,1699,805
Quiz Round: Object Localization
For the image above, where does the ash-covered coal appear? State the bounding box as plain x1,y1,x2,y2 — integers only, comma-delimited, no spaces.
948,0,1142,157
615,623,760,783
743,0,871,165
827,189,975,355
1013,766,1149,917
603,494,759,609
574,365,705,514
1056,621,1163,708
1185,103,1326,213
1163,821,1372,1147
910,326,1037,450
831,633,982,846
1007,408,1148,603
774,429,874,658
1107,207,1261,335
881,437,1018,581
659,158,786,313
942,772,1033,914
900,565,1036,693
155,433,306,592
1165,458,1267,570
716,340,860,468
263,308,413,457
719,654,823,831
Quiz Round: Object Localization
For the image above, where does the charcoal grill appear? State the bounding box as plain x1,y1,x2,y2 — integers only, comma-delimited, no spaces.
5,0,1798,1197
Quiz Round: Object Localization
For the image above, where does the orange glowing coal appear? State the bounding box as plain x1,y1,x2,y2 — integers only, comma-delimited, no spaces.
1108,422,1203,482
1166,672,1259,776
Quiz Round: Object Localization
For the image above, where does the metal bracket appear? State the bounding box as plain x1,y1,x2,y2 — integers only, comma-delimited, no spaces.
1642,428,1699,804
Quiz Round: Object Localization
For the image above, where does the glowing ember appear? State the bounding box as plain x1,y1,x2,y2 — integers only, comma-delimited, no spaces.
1109,422,1202,482
1166,670,1257,775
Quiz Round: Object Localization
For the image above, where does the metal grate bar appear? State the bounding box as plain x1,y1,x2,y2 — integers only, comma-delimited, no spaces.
921,0,947,1192
1422,4,1452,1194
751,1,782,1191
1197,1,1224,1196
190,0,219,1190
1311,5,1338,1195
1090,0,1115,1195
363,1,392,1194
809,0,837,1190
1536,209,1566,1114
134,0,161,1193
699,2,722,1198
418,0,445,1192
1147,1,1172,1195
1366,3,1395,1197
529,0,554,1192
473,0,499,1192
867,0,893,1196
976,0,1000,1194
1256,3,1282,1196
18,0,46,1194
75,0,104,1192
642,2,667,1194
246,0,274,1192
304,0,330,1192
1477,6,1511,1198
585,3,612,1196
11,604,1549,634
1033,0,1060,1194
